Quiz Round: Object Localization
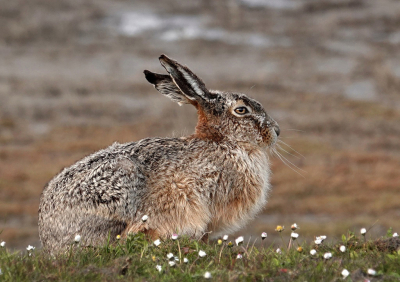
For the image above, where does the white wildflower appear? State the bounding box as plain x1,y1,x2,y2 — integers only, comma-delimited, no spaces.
204,272,212,279
154,239,161,247
223,235,229,241
360,228,367,235
142,215,148,222
291,223,299,230
315,239,322,245
291,232,299,240
323,252,332,259
340,245,346,252
156,265,162,272
261,232,267,240
74,234,81,243
199,250,207,257
171,234,178,240
310,249,317,256
0,241,5,248
167,253,174,260
367,268,376,276
183,257,189,263
276,248,282,254
236,253,243,259
341,269,350,278
168,261,176,267
235,236,244,246
393,233,398,237
174,256,179,261
26,245,35,251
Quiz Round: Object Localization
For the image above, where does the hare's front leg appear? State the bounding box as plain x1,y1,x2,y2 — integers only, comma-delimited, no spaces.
126,174,212,239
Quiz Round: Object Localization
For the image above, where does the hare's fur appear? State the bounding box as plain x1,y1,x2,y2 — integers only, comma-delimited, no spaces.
38,55,279,252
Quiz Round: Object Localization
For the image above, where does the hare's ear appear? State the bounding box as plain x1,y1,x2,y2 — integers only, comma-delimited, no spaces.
158,54,216,103
144,70,192,105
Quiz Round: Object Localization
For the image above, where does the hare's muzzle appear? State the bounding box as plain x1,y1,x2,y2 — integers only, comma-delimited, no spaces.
261,121,279,146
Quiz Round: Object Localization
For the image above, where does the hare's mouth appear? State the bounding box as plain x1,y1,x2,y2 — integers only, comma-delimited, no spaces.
261,126,280,147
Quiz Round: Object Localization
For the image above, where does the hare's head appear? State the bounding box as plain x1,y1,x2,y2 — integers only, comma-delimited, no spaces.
144,55,279,148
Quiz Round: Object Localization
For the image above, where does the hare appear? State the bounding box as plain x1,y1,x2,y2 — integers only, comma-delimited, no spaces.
38,55,280,252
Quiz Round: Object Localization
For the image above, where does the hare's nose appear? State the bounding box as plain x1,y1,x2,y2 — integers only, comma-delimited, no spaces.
274,126,280,137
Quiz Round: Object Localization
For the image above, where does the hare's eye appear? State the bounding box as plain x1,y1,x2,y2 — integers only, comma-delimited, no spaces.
234,107,249,115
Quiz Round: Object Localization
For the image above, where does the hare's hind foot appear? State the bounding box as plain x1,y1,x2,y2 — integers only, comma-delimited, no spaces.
122,224,161,241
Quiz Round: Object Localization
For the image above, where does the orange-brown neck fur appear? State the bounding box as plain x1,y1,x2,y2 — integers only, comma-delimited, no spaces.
193,107,224,142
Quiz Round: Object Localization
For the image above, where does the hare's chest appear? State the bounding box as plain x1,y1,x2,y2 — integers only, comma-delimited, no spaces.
237,153,271,211
210,150,271,236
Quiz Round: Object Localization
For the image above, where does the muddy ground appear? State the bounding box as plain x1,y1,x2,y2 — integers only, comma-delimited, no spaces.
1,0,400,249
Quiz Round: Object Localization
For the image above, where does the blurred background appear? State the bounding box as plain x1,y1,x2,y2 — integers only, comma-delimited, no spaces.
1,0,400,250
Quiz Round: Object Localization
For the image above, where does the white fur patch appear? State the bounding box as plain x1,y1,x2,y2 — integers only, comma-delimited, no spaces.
178,66,205,98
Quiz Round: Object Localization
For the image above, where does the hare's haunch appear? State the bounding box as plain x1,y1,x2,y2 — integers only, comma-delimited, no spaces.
38,55,280,252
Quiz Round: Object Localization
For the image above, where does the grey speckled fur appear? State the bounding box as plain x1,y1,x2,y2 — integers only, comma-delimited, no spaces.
38,55,280,253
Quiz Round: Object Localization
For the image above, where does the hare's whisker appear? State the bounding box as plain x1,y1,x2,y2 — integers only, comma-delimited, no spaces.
276,150,306,174
272,148,306,178
277,140,306,159
276,144,301,159
281,128,306,133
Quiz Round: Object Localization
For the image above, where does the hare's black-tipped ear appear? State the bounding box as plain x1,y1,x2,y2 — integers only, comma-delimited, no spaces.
144,70,191,105
159,54,215,103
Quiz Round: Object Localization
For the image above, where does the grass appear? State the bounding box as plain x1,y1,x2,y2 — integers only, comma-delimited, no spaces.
1,229,400,281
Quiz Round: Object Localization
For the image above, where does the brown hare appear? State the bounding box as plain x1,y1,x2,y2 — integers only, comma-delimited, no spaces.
38,55,280,252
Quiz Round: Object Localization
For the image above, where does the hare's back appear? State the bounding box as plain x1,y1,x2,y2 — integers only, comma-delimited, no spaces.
40,137,192,209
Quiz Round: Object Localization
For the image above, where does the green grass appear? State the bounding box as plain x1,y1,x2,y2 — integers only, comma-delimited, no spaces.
1,231,400,281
